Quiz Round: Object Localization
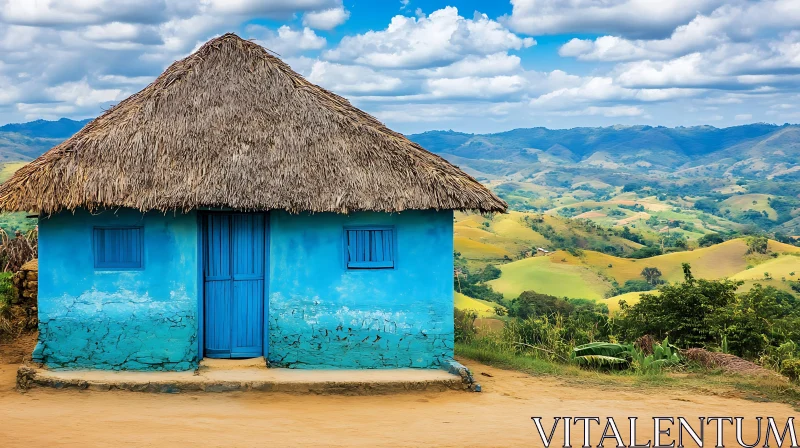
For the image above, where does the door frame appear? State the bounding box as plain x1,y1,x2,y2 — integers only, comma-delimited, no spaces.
196,211,270,361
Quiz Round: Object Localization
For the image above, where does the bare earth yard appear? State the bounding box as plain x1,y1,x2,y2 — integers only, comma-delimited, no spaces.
0,340,794,447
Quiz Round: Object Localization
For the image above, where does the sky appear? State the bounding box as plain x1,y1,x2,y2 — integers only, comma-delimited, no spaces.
0,0,799,134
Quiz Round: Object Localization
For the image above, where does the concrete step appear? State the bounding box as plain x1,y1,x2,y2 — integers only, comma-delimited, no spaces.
16,363,467,394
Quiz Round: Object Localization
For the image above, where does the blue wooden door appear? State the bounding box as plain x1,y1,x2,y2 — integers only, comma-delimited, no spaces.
203,213,266,358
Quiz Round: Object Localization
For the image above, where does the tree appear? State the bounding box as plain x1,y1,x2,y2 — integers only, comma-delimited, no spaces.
640,267,663,285
628,246,662,259
694,199,719,214
746,236,769,254
698,233,724,247
478,265,501,282
617,263,741,347
723,285,800,359
510,291,574,320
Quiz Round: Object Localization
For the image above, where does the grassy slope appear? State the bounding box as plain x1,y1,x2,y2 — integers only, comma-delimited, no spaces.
0,162,26,182
454,210,643,271
561,239,800,284
0,162,36,232
730,254,800,281
603,244,800,311
547,192,744,237
603,291,654,313
454,292,502,318
721,194,778,220
480,238,800,310
487,255,612,301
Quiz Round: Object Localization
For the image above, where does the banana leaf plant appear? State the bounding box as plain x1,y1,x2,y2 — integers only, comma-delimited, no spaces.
572,337,681,372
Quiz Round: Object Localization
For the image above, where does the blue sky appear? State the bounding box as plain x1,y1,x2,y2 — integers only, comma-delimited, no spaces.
0,0,799,134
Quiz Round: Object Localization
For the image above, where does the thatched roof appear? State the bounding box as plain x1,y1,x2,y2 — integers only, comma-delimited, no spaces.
0,33,506,214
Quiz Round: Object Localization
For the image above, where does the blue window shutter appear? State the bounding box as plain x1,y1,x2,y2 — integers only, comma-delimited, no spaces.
345,227,394,269
93,227,144,269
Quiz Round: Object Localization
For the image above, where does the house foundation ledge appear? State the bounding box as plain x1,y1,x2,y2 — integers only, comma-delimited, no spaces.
16,359,468,394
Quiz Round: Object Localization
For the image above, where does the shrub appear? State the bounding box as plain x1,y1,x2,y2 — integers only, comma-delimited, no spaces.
478,265,501,282
628,246,663,259
607,279,653,297
454,308,477,343
781,359,800,381
0,229,37,272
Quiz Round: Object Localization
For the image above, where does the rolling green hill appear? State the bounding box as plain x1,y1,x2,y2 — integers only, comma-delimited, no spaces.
487,256,611,301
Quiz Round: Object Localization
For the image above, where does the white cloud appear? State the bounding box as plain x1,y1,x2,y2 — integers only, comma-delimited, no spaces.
307,61,403,95
204,0,339,17
45,79,125,107
507,0,726,38
615,53,722,88
554,106,646,118
614,36,800,90
0,0,798,131
422,53,522,78
426,75,527,99
0,1,346,124
558,1,800,63
250,25,326,56
530,75,699,109
302,7,349,30
324,7,535,69
371,102,513,123
734,113,753,120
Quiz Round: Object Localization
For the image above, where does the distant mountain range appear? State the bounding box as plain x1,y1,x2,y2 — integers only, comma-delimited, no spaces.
0,118,89,163
1,118,798,183
407,124,800,181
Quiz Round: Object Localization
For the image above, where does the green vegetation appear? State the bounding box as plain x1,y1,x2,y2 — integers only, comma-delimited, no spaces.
698,232,724,247
0,272,14,339
571,338,680,373
456,261,800,389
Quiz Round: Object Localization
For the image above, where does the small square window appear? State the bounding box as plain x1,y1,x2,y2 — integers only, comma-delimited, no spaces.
93,227,143,269
345,227,394,269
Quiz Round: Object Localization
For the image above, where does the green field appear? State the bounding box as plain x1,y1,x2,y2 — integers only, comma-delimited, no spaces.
721,194,778,220
730,255,800,281
0,162,25,183
454,292,502,318
459,224,800,313
0,162,36,232
487,256,612,301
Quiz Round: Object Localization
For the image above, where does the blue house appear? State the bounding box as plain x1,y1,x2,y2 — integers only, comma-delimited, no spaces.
0,34,506,371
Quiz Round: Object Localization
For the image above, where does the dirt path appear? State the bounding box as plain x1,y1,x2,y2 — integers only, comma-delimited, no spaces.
0,354,795,448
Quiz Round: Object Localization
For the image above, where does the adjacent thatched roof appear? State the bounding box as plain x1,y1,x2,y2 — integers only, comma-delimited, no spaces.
0,33,506,214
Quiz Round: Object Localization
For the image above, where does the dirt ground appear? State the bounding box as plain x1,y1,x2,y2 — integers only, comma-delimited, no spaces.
0,339,795,447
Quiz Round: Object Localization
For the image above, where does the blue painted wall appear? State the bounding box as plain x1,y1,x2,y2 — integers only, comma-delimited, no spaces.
35,209,199,370
35,208,454,370
268,210,454,369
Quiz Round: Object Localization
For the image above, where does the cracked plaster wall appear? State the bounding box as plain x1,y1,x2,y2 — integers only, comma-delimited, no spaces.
35,209,199,370
267,210,454,369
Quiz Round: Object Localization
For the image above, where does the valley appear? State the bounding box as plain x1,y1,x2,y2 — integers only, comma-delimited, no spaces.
411,125,800,320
